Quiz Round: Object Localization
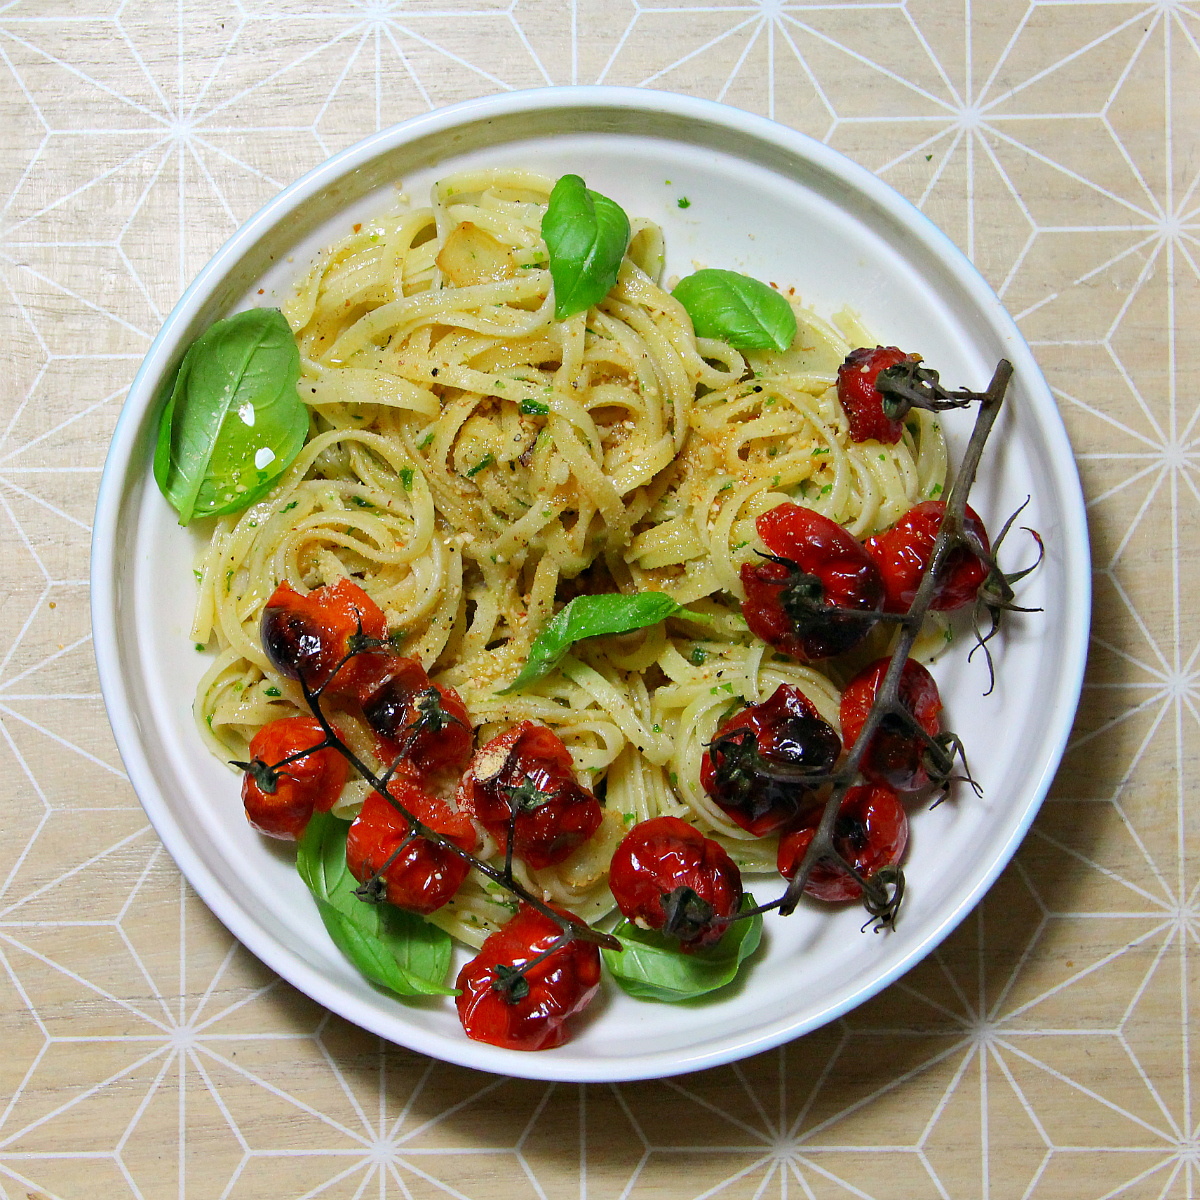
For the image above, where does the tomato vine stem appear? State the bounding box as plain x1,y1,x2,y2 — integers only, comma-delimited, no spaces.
775,358,1014,921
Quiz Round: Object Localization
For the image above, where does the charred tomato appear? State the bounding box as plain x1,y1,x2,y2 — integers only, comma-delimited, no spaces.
836,345,913,444
777,783,907,902
354,651,472,777
261,578,387,694
457,722,602,870
239,715,347,840
701,684,842,836
455,904,601,1051
345,784,477,915
840,657,943,792
865,499,991,613
740,504,884,661
608,816,742,950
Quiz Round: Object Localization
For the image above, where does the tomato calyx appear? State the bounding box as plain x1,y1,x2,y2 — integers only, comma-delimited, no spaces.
708,726,837,797
874,357,980,424
501,777,554,812
753,551,889,632
491,962,533,1003
659,884,719,943
350,827,419,904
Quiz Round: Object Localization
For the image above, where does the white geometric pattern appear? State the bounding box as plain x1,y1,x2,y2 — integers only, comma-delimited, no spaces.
1,1,1197,1196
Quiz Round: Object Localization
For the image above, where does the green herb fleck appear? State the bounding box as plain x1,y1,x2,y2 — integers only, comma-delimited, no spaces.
521,398,550,416
265,686,281,697
350,495,374,508
677,197,690,209
930,483,944,497
281,500,298,512
689,645,708,666
399,467,414,491
194,642,205,652
466,453,494,478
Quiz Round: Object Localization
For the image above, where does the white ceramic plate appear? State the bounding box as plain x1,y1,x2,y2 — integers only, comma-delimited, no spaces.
92,87,1089,1083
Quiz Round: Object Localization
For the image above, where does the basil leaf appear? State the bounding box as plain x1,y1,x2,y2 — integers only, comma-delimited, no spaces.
542,174,630,320
671,269,797,352
297,811,456,997
501,592,685,693
603,895,763,1002
155,307,307,525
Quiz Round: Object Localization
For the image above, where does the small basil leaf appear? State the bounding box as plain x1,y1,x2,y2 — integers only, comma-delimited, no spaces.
155,308,307,525
297,811,456,997
542,174,631,320
672,269,797,352
501,592,685,693
602,894,763,1002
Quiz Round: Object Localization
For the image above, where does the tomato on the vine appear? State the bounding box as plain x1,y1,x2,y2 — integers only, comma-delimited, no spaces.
836,345,913,444
865,499,991,613
354,651,472,777
608,816,742,950
261,578,387,694
701,684,842,836
455,904,601,1051
777,783,907,902
239,715,347,840
740,504,884,661
840,657,943,792
344,784,477,915
457,722,601,869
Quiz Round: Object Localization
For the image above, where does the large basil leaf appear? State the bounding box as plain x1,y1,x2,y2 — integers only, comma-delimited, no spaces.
671,269,797,352
602,895,763,1002
501,592,686,693
297,811,456,997
154,307,307,525
542,175,630,320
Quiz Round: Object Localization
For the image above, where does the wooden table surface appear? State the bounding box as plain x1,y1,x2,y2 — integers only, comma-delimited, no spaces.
1,2,1195,1197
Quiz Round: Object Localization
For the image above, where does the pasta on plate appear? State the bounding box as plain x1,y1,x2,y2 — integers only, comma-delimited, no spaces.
188,169,947,946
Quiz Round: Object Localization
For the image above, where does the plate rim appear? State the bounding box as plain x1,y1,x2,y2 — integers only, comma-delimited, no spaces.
91,85,1091,1083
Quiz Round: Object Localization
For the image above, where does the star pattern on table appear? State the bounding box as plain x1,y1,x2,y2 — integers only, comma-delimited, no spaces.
0,0,1196,1195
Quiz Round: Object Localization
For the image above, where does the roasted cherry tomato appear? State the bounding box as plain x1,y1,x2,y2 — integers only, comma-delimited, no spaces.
840,657,943,792
608,816,742,950
777,784,907,902
701,684,842,836
455,904,601,1051
345,784,477,915
865,499,991,613
239,715,347,840
836,345,912,444
740,504,884,661
261,578,387,694
354,651,473,777
457,722,602,869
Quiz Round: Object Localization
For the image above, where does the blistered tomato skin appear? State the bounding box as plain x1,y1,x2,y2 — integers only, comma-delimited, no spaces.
455,904,602,1051
457,722,602,869
740,504,884,661
776,784,908,902
865,500,991,613
608,816,742,950
354,651,473,777
701,684,842,836
840,657,943,792
261,578,387,694
345,785,477,915
836,345,911,444
240,716,347,840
